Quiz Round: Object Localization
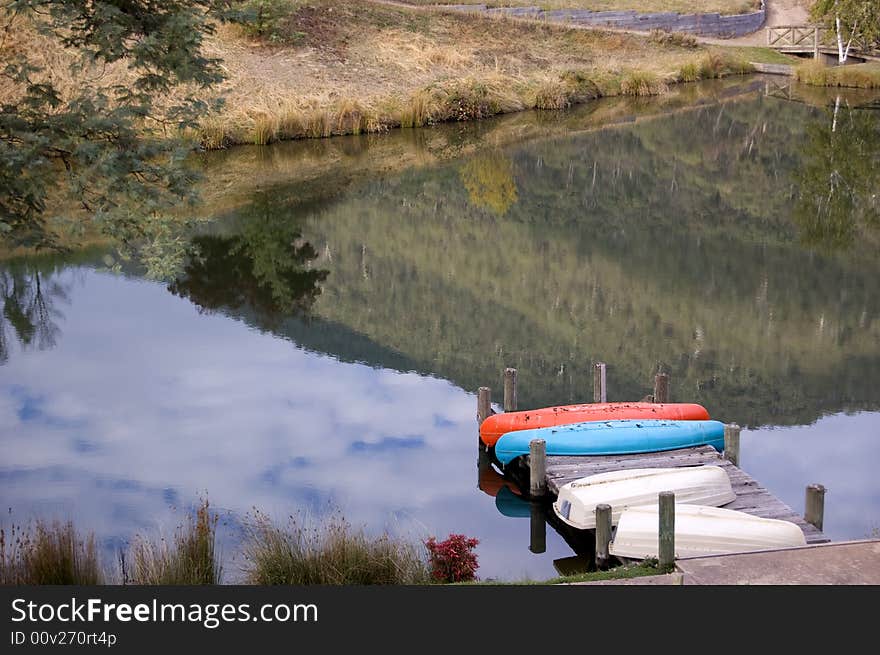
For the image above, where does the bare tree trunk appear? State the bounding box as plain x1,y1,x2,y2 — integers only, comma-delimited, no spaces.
835,15,858,63
832,94,841,133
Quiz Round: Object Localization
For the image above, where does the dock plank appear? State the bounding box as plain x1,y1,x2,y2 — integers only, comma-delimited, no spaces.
542,446,829,545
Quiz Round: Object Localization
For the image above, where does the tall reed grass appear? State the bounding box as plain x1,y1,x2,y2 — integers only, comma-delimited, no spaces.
1,521,103,585
241,512,432,585
126,500,221,585
677,51,754,83
796,62,880,89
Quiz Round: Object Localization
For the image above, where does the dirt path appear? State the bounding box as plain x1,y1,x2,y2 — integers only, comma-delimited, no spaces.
704,0,811,45
372,0,813,47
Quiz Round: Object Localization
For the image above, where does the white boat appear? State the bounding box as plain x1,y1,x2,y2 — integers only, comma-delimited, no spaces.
608,504,808,560
552,466,736,530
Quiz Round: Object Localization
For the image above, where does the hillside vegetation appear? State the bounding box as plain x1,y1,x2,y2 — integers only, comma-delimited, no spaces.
0,0,755,149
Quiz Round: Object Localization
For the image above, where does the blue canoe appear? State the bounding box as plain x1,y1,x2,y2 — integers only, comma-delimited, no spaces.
493,419,725,466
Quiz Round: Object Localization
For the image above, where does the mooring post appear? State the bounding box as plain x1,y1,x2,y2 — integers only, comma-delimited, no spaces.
529,501,546,554
595,504,612,569
593,362,607,403
529,438,547,498
477,387,492,424
723,423,741,467
653,372,669,404
477,442,491,473
805,484,826,531
813,27,819,60
659,491,675,572
503,367,517,412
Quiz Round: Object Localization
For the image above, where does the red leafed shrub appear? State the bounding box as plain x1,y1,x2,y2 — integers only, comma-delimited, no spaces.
424,534,479,583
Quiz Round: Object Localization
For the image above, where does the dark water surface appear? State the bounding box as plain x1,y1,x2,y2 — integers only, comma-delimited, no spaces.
2,77,879,580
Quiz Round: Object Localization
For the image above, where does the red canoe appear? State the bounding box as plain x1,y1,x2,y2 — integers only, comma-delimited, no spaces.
479,402,710,447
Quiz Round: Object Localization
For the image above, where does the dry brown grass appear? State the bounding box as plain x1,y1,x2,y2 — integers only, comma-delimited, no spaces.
1,0,756,149
191,0,716,145
796,62,880,89
1,521,103,585
402,0,760,16
241,511,432,585
127,500,221,585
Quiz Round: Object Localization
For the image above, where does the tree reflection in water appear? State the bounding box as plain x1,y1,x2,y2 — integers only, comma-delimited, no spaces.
0,263,71,364
794,96,880,251
169,212,329,329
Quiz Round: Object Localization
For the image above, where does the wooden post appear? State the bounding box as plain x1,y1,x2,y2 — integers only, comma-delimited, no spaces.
477,443,491,485
805,484,826,531
813,27,819,60
477,387,492,424
593,362,607,403
659,491,675,571
503,367,517,412
529,438,547,498
653,372,669,404
529,501,546,554
724,423,741,467
595,504,612,569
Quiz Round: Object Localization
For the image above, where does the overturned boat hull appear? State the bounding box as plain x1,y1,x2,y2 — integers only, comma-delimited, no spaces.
609,504,808,560
553,466,736,530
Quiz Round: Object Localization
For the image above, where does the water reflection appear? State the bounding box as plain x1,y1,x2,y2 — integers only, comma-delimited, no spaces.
2,79,880,580
0,260,72,364
169,229,328,329
793,97,880,251
459,151,519,216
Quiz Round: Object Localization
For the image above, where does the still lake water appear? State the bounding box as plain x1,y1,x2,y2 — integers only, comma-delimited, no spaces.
2,77,879,580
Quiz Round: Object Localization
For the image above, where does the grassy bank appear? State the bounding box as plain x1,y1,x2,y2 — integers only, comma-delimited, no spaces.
1,0,757,150
195,1,757,147
2,505,436,585
796,62,880,89
2,506,660,585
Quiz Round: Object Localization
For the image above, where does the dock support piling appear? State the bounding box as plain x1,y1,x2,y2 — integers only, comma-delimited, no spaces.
724,423,741,467
595,504,612,569
503,368,517,412
805,484,826,531
529,438,547,498
593,362,607,403
659,491,675,572
653,372,669,403
477,387,492,425
529,501,546,554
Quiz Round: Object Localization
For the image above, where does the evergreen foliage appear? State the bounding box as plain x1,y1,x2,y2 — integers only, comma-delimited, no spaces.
1,1,230,270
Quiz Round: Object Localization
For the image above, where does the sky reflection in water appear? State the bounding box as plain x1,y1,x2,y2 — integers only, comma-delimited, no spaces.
3,82,880,580
2,267,879,581
0,268,576,580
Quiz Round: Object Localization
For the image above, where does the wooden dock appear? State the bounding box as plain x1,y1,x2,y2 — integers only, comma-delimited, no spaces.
477,363,830,564
542,445,828,545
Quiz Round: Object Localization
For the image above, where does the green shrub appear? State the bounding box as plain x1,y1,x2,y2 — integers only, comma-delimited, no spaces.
235,0,303,45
